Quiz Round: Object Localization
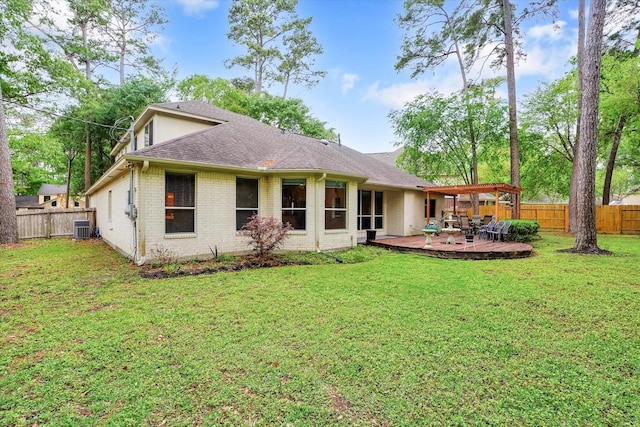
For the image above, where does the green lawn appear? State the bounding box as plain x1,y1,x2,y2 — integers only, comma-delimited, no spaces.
1,234,639,426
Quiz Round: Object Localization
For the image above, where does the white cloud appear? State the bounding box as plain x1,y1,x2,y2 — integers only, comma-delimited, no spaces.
341,73,359,94
175,0,219,16
364,73,464,109
516,22,577,88
568,8,579,20
528,21,566,40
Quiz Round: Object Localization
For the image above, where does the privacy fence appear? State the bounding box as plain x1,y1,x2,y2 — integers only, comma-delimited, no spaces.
463,205,640,235
15,205,640,240
16,208,96,239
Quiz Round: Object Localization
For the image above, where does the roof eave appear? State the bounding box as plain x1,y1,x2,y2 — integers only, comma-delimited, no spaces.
86,157,129,195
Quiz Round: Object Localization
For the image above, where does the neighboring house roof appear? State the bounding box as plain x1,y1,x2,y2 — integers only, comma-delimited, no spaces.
15,195,42,209
456,192,495,202
367,147,404,167
125,101,432,190
38,184,66,195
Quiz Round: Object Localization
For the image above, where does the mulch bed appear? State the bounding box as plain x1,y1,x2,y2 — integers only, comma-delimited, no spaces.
139,256,301,279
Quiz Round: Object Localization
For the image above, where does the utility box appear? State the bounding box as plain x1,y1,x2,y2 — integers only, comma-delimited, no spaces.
73,219,91,240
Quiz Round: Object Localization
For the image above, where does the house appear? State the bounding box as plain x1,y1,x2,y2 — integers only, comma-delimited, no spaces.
38,183,86,209
38,184,66,208
87,101,444,264
15,195,42,210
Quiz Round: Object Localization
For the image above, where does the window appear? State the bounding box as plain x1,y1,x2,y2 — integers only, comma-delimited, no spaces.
325,180,347,230
44,195,51,202
51,200,57,207
358,190,383,230
236,177,258,230
425,198,437,219
165,172,195,233
144,120,154,147
74,201,80,207
282,178,306,230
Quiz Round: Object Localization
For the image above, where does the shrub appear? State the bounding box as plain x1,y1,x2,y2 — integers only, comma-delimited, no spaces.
148,244,179,266
508,220,540,242
240,215,293,258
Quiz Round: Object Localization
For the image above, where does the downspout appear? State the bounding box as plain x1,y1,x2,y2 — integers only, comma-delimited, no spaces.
315,173,326,249
127,118,138,264
136,160,150,265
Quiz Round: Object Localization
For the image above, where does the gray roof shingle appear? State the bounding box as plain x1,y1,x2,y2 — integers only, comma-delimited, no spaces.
38,184,67,195
128,101,432,190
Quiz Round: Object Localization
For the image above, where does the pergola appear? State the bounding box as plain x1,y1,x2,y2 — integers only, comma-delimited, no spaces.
422,183,523,221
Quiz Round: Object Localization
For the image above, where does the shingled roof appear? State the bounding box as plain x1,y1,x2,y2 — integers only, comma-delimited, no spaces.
127,101,432,190
38,183,67,195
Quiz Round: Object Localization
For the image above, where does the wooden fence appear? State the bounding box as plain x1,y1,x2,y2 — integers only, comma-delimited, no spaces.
16,208,96,239
462,204,640,235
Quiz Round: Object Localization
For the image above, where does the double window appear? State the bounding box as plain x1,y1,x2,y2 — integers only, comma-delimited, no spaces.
325,180,347,230
357,190,383,230
236,178,258,230
165,172,195,233
282,179,306,230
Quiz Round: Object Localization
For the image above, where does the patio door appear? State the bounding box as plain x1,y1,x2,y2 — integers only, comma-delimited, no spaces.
358,190,383,230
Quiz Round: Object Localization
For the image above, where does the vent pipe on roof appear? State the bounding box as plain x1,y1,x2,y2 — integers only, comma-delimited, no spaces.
338,133,341,147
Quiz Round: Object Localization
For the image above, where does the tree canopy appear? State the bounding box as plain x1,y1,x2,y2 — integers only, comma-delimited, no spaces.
226,0,325,96
390,81,508,185
177,74,335,140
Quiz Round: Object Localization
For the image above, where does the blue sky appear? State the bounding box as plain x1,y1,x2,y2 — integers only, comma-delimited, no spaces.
154,0,582,154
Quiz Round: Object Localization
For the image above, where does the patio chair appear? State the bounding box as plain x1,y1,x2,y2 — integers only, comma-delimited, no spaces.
464,233,476,250
459,215,472,235
487,220,506,242
478,219,495,240
471,215,482,234
497,221,512,242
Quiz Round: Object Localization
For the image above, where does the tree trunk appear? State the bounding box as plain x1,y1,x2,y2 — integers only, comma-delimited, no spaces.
65,151,76,209
0,83,20,244
282,74,290,99
602,114,626,205
120,44,126,85
470,129,480,216
569,0,585,232
502,0,520,219
84,119,92,192
573,0,606,253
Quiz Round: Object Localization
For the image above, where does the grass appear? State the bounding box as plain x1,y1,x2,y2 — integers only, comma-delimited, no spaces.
1,234,639,426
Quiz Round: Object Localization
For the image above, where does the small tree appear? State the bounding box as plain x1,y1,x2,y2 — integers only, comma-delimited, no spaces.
240,215,293,258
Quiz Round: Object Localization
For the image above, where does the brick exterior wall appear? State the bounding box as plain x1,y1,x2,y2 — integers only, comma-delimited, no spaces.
92,164,441,263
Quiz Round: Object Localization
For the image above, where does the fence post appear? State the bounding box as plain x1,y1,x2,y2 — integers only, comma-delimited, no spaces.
46,211,51,239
